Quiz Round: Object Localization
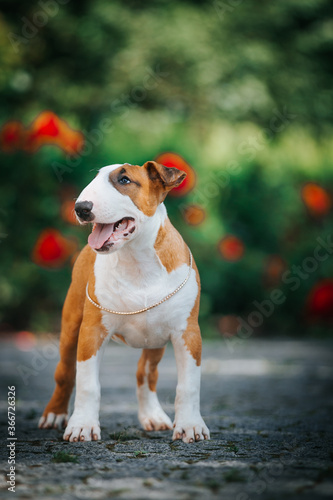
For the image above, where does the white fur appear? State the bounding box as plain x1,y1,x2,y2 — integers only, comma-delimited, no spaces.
93,213,198,349
63,347,105,442
76,164,149,253
38,412,67,429
171,335,210,443
62,163,209,443
81,166,199,347
137,379,172,431
77,164,128,225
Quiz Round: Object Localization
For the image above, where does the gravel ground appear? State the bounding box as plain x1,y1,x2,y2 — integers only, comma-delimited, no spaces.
0,337,333,500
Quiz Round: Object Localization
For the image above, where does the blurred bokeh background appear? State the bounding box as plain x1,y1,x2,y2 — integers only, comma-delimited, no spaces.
0,0,333,340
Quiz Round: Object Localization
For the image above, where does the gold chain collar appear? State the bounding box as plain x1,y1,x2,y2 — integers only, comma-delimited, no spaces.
85,250,193,315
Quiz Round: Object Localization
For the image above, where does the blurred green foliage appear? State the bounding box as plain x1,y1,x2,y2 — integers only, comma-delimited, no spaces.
0,0,332,335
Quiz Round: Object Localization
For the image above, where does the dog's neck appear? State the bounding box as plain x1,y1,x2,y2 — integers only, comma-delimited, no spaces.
100,203,168,277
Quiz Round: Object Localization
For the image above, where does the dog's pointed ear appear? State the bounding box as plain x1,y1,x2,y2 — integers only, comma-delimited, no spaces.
144,161,187,194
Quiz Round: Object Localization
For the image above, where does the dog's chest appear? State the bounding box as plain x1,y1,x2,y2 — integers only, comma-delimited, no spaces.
93,253,198,349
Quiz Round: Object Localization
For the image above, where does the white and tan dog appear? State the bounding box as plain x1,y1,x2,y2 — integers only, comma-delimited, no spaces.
39,161,210,444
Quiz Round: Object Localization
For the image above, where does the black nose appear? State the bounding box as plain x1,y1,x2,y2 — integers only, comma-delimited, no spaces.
75,201,94,221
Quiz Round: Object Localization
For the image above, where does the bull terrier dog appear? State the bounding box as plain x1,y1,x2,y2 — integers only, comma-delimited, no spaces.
39,161,210,443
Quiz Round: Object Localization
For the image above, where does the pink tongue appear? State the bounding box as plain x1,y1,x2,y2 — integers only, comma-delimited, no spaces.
88,223,114,249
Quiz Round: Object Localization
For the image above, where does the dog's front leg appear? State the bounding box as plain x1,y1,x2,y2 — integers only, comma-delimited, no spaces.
171,328,210,443
63,325,107,442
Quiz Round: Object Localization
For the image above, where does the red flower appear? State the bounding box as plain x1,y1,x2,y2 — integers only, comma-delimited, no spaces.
0,121,25,152
24,111,84,155
0,111,84,156
306,279,333,320
263,255,287,288
32,229,77,268
183,205,206,226
301,183,331,216
155,152,196,197
61,200,78,225
218,235,245,261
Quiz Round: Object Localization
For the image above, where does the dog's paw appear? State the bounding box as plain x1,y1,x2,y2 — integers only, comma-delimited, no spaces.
38,412,68,430
139,408,173,431
173,415,210,443
63,416,101,442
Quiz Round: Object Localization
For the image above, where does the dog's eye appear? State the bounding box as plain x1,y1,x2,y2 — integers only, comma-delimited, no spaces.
119,176,131,185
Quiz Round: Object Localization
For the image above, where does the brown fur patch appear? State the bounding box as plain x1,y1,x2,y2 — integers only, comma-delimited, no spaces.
43,245,98,416
136,348,166,391
112,333,127,345
76,261,109,362
154,217,188,273
109,162,186,217
182,258,202,366
154,216,202,365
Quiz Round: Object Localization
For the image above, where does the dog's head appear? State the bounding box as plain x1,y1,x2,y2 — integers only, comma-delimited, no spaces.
75,161,186,254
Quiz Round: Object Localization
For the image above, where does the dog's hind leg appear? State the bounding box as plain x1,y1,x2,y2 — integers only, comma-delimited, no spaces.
39,246,94,430
136,347,173,431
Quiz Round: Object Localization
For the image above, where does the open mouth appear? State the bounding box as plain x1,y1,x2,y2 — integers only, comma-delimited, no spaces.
88,217,135,252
